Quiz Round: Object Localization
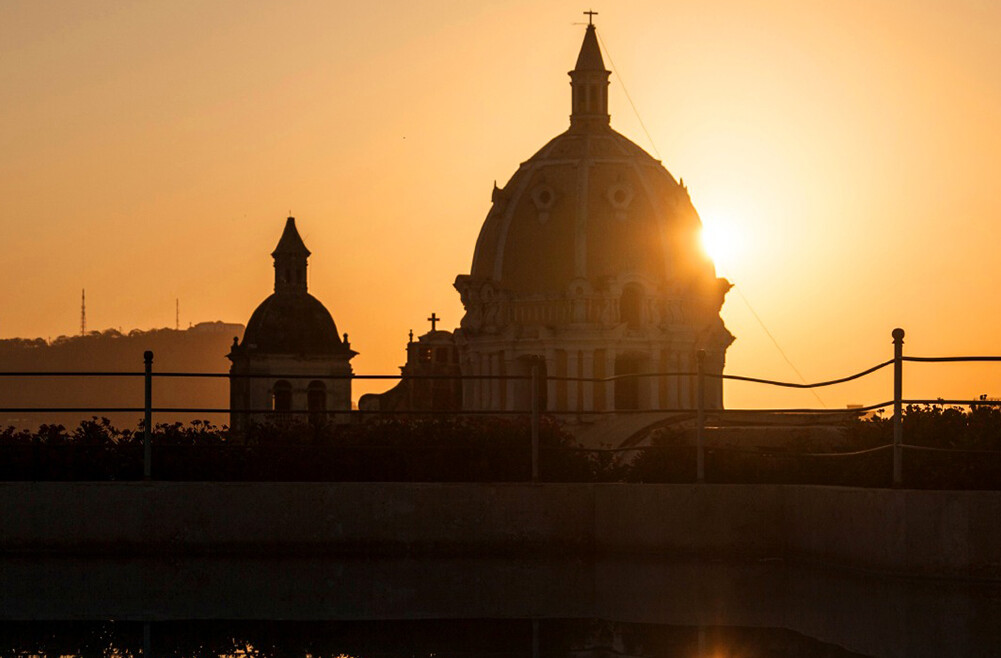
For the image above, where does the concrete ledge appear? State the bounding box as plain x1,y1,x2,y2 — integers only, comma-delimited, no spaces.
594,484,785,556
1,483,998,578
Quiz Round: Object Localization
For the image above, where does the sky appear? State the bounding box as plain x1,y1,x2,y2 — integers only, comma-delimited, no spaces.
2,0,1000,409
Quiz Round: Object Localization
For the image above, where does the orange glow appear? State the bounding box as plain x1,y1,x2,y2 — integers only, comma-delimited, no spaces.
699,212,748,278
3,1,1001,409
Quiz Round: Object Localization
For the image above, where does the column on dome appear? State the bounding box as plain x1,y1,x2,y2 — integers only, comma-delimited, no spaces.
292,380,307,417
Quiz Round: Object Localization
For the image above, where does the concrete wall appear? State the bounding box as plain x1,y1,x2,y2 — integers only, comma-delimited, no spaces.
1,483,998,579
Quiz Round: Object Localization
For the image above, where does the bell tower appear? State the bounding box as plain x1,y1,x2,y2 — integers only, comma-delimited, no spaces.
272,216,310,294
569,16,611,131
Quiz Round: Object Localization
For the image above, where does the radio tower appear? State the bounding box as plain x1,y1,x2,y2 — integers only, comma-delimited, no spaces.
80,289,86,336
175,298,180,331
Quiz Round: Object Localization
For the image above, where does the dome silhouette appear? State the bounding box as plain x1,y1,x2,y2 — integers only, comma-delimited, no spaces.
470,126,710,296
452,22,733,416
242,292,346,355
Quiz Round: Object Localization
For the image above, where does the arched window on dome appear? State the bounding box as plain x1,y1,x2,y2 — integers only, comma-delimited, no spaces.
620,284,644,329
308,380,327,424
272,380,292,418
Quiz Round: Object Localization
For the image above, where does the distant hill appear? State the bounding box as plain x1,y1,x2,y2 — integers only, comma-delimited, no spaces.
0,322,244,430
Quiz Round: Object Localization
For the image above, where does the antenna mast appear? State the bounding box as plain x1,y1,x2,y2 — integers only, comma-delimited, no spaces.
176,298,180,331
80,289,86,336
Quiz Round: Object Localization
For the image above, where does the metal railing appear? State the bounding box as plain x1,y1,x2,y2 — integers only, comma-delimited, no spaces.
3,329,1001,485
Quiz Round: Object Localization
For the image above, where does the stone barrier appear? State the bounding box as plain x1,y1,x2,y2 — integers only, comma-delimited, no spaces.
1,483,998,579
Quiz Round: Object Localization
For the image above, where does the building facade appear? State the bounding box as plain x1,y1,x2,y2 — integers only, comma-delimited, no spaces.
452,23,733,415
228,216,356,430
357,323,462,415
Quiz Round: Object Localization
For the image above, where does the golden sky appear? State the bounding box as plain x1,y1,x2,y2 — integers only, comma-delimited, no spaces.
2,0,1000,409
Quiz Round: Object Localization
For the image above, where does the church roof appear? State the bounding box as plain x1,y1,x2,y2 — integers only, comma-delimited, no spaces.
271,216,311,257
241,292,351,355
236,215,352,357
463,25,715,297
574,24,607,72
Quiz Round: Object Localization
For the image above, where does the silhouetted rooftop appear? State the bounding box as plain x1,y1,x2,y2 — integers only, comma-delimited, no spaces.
574,24,607,72
271,216,311,257
241,293,349,355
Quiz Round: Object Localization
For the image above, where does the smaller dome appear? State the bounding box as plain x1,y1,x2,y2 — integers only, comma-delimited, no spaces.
241,293,347,355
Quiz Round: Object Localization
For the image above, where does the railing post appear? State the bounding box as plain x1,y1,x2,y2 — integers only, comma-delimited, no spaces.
143,350,153,481
696,349,706,483
892,328,904,487
531,362,540,483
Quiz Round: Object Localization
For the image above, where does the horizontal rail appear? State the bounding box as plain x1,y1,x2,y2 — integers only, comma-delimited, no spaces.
0,372,532,382
6,441,993,458
716,360,894,388
901,444,1001,455
0,372,145,377
0,404,898,415
0,363,888,388
902,399,1001,406
0,353,999,390
0,408,147,413
903,356,1001,363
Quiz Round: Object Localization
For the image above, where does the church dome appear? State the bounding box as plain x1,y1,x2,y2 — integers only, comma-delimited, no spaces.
466,23,714,298
470,127,710,295
236,216,352,356
241,292,346,355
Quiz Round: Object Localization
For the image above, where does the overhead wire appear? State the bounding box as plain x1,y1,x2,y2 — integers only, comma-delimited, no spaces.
733,286,827,407
594,30,662,161
595,27,827,409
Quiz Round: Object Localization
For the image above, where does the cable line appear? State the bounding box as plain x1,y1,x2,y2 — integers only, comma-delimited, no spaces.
594,30,663,161
733,285,827,407
593,27,827,410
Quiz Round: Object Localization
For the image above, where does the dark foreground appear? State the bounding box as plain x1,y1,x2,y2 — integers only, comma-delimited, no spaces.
4,407,1001,488
0,557,998,657
0,619,871,657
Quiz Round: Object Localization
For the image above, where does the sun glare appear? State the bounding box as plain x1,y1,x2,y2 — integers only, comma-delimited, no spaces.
700,217,745,275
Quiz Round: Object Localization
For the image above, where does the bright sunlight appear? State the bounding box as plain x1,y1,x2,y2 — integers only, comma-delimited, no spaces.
699,214,747,276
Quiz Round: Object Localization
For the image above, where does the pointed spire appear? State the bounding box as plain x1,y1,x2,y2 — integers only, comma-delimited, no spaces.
272,216,311,257
569,22,611,130
574,23,606,72
272,216,310,294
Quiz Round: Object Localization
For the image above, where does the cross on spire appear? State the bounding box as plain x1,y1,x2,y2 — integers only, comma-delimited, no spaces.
584,9,598,25
427,312,440,331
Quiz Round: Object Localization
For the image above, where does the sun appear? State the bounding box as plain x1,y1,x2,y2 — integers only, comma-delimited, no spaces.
699,215,746,276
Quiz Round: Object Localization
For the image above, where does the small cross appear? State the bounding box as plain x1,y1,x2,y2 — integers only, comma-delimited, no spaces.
427,312,440,331
584,9,598,25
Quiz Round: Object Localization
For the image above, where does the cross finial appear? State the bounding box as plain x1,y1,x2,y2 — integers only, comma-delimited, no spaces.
584,9,597,25
427,312,440,331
